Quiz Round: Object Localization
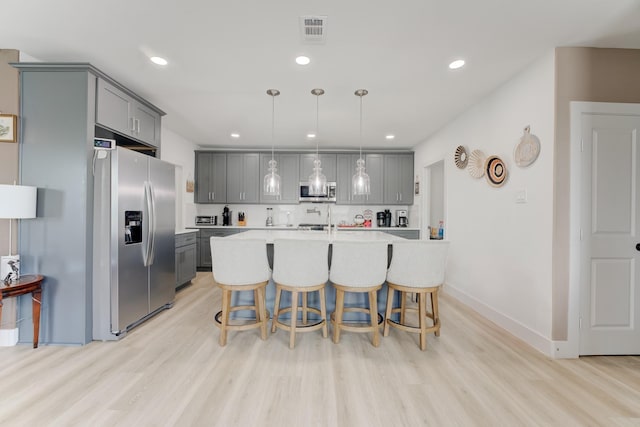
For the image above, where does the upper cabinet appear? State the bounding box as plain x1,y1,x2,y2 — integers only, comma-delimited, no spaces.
336,154,383,205
259,153,300,204
384,154,414,205
300,153,337,182
195,152,227,203
227,153,260,203
96,79,161,147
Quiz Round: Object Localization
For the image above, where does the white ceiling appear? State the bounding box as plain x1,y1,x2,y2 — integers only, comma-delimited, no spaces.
2,1,640,150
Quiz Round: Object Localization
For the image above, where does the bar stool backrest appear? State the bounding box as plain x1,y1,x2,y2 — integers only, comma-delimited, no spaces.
273,239,329,286
387,241,449,287
329,240,388,287
210,237,270,285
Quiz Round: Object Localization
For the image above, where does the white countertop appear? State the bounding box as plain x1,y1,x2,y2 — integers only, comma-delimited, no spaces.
176,229,198,235
226,229,407,243
187,225,419,231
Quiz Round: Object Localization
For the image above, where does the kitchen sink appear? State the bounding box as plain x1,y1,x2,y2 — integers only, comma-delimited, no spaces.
297,223,328,231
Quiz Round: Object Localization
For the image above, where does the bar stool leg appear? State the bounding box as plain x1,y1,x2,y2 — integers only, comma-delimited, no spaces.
220,289,231,346
271,287,282,333
333,289,345,344
289,290,298,349
319,287,328,338
257,287,267,340
432,289,441,337
302,292,308,325
383,286,393,337
418,290,427,350
400,291,406,325
369,290,380,347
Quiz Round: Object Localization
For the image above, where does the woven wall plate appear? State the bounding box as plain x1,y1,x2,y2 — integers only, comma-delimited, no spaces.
484,155,507,187
468,150,486,178
454,145,468,169
514,126,540,167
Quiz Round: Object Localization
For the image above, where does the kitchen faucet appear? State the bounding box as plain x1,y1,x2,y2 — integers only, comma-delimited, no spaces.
326,205,332,235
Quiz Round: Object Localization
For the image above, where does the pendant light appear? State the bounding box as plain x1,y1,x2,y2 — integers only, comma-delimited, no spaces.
263,89,281,196
352,89,370,195
308,88,327,196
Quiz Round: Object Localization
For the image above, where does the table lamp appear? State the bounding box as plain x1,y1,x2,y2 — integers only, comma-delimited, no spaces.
0,184,37,284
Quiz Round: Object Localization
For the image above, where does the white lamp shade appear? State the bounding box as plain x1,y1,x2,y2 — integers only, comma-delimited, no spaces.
0,185,37,219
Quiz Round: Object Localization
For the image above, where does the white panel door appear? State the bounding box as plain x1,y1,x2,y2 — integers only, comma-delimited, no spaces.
580,112,640,355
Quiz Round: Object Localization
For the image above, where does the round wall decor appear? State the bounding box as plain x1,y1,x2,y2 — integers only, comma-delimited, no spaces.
484,155,507,187
454,145,468,169
468,150,486,178
514,125,540,167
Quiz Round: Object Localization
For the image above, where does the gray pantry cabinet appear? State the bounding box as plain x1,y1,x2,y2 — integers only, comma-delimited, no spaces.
299,153,337,182
227,153,260,203
336,153,383,205
384,154,414,205
175,232,197,288
13,62,165,345
96,78,161,147
259,153,300,204
195,151,227,203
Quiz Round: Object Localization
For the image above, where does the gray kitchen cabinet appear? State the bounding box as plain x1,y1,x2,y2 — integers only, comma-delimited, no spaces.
336,154,383,205
384,229,420,239
384,154,414,205
300,153,337,182
259,153,300,204
227,153,260,203
176,232,197,288
195,151,227,203
197,228,244,269
96,78,161,147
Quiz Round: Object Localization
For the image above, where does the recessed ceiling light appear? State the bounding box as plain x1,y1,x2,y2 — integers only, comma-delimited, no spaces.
230,133,240,138
449,59,465,70
296,56,311,65
150,56,168,66
307,133,316,138
385,134,395,140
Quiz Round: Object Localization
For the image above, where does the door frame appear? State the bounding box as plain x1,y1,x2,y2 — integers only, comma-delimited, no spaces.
421,159,446,241
567,101,640,357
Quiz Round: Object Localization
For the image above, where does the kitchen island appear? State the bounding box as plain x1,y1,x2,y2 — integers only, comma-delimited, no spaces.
222,229,407,322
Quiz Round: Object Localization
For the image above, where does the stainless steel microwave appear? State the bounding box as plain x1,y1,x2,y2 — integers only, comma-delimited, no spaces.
299,182,337,203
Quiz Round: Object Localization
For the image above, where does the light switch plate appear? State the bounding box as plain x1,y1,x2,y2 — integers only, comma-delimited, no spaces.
515,189,527,203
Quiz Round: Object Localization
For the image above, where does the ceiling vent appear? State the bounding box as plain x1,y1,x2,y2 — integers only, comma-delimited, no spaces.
300,15,328,43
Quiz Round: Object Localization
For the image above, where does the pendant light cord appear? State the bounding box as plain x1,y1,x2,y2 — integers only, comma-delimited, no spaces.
271,94,275,161
359,94,363,159
316,93,320,158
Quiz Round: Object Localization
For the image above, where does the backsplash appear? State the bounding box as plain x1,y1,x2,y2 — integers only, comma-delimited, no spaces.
191,203,413,228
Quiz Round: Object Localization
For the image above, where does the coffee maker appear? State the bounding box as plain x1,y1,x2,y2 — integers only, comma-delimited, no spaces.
222,205,231,226
376,211,386,227
396,210,408,227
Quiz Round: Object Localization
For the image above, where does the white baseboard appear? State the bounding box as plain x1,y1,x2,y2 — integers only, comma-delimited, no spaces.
443,284,556,358
0,328,19,346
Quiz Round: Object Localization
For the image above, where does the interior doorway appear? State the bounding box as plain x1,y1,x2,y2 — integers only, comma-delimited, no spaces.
422,160,445,240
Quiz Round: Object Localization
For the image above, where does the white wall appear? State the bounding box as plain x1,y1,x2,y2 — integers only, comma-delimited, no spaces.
413,50,556,354
160,127,198,230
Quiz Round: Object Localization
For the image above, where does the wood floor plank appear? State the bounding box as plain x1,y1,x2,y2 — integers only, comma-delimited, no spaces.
0,272,639,426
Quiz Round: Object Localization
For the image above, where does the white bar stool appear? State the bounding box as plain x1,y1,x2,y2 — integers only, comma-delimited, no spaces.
210,237,270,346
329,240,388,347
271,239,329,349
383,240,449,350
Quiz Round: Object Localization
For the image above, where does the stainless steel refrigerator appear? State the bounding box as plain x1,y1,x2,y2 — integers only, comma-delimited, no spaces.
92,146,175,340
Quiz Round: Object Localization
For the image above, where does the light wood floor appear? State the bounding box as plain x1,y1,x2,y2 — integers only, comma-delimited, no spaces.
1,273,639,426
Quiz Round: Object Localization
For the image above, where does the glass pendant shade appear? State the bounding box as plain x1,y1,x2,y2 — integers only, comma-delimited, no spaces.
264,159,281,196
308,158,327,195
352,89,370,195
352,157,371,195
263,89,281,196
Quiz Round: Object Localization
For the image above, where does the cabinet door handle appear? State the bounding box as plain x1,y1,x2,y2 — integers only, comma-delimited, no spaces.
212,191,215,200
136,118,141,133
130,117,136,132
399,192,402,202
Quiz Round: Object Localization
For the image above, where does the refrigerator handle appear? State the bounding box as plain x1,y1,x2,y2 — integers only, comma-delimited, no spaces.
143,182,153,267
148,182,157,265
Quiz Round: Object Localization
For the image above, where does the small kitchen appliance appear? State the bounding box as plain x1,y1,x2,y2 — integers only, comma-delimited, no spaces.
222,205,231,226
384,209,392,227
266,207,273,227
396,210,408,227
196,215,217,225
376,211,385,227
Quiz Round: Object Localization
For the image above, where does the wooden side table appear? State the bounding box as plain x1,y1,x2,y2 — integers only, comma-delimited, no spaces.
0,274,44,348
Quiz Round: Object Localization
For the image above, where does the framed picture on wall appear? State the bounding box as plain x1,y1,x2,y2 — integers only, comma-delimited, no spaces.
0,114,17,143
